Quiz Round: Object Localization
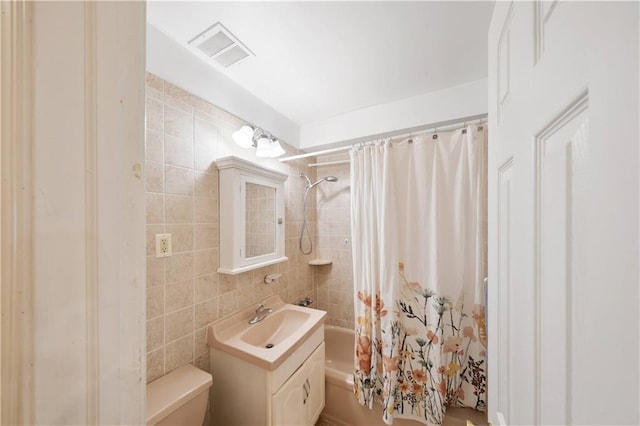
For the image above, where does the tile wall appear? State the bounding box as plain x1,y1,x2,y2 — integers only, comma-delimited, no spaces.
313,153,354,328
145,73,317,383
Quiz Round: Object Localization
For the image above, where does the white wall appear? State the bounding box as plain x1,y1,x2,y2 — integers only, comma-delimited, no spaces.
147,22,488,151
299,78,488,149
147,24,300,147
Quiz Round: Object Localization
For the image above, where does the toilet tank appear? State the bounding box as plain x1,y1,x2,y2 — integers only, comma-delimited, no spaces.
147,365,213,426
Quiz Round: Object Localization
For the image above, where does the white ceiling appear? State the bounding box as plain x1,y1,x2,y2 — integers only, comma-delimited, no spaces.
147,1,494,126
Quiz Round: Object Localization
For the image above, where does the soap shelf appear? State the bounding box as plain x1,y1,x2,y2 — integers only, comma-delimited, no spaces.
308,259,332,266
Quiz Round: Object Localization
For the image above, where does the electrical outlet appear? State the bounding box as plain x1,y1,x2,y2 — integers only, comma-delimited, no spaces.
155,233,172,258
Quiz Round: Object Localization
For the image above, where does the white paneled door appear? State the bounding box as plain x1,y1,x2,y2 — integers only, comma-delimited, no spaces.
487,2,639,425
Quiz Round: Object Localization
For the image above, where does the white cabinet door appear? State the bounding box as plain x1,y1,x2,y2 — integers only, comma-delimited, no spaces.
272,343,325,426
272,371,307,426
303,343,325,424
487,2,639,426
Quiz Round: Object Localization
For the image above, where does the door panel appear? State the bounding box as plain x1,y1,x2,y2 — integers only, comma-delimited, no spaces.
488,2,639,425
535,96,588,425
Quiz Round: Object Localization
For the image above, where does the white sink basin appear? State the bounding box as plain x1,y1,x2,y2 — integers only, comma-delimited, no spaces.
240,308,311,348
207,295,326,370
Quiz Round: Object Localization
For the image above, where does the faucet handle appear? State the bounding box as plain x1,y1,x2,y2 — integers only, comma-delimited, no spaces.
257,302,265,311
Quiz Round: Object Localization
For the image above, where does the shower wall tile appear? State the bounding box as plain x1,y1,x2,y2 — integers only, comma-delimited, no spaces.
145,73,316,387
314,153,354,328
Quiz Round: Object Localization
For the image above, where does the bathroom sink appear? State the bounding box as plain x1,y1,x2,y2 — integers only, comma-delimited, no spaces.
207,295,326,371
240,308,311,347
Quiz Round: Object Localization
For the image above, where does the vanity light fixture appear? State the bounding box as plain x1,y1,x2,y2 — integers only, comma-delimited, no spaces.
232,125,285,158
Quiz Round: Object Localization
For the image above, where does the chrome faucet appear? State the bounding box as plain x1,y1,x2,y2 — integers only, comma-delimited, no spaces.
248,302,273,324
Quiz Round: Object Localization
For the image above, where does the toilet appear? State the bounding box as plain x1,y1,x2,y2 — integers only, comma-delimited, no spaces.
146,364,213,426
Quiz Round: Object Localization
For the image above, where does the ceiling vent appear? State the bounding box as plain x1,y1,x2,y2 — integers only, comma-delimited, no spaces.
188,22,254,68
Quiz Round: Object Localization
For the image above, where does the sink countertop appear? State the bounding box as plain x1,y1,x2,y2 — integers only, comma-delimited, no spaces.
207,295,327,371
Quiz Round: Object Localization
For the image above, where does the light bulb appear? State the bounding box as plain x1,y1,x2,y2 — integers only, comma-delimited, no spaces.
255,136,273,158
232,125,254,148
268,140,285,158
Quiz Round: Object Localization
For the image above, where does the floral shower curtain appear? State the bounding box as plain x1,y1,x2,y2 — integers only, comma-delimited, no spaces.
350,126,488,425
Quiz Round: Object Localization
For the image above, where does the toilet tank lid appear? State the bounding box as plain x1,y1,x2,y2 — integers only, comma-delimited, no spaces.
147,364,213,425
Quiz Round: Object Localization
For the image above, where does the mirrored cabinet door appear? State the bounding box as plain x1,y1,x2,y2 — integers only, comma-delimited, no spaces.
244,180,277,259
217,156,288,274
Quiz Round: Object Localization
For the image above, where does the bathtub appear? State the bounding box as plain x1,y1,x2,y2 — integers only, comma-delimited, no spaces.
322,326,487,426
323,325,419,426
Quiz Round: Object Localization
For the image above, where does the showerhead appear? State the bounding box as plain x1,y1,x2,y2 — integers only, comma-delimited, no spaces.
300,173,338,189
300,174,338,190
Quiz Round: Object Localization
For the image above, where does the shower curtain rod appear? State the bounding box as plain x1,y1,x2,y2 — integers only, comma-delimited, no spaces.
279,117,487,163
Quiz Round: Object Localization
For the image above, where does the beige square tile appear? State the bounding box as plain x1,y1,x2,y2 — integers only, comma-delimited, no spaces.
146,255,165,288
276,288,289,304
328,289,342,305
146,97,163,132
194,197,217,223
237,286,253,310
146,161,164,193
146,348,165,384
194,352,210,374
166,252,194,284
218,291,237,317
195,298,218,329
147,317,164,351
146,130,164,163
165,195,193,224
165,105,193,140
146,224,165,257
165,307,194,342
165,134,194,169
147,285,164,320
195,249,217,276
194,223,218,250
165,81,195,108
195,273,218,301
165,224,193,253
218,274,236,294
146,72,164,92
194,119,217,172
165,334,194,372
252,282,275,304
146,86,163,102
165,165,194,196
146,193,164,224
193,98,218,117
194,327,208,358
194,171,217,198
165,94,193,114
166,279,194,313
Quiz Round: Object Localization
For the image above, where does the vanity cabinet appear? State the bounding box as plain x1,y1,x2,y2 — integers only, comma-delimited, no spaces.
272,343,325,425
216,156,288,274
209,326,325,426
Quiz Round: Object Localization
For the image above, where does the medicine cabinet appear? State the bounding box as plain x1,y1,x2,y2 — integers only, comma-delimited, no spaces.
217,156,288,274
